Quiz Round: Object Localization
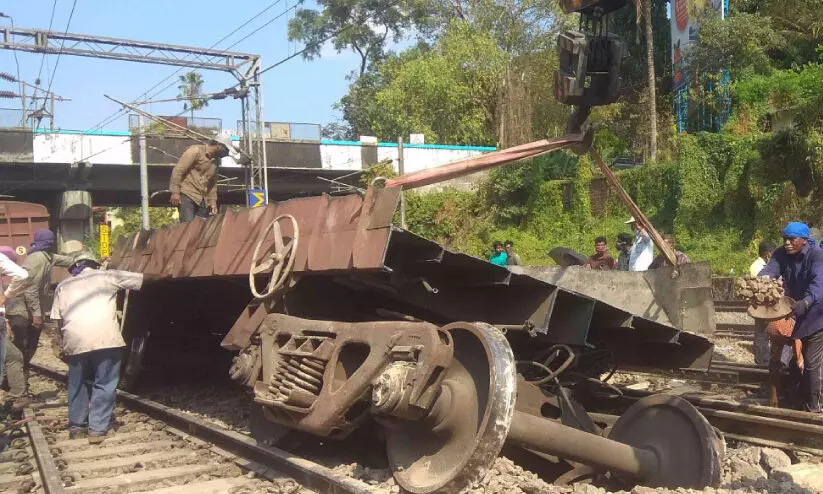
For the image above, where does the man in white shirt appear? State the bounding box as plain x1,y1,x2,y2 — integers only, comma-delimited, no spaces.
0,247,31,410
625,217,654,272
50,253,162,443
750,241,776,277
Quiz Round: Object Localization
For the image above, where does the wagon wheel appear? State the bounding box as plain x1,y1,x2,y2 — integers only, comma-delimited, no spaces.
385,322,517,493
249,214,299,300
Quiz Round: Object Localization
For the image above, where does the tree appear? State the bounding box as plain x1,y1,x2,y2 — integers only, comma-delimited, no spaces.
177,72,208,120
346,22,507,145
634,0,657,161
287,0,420,76
112,207,177,241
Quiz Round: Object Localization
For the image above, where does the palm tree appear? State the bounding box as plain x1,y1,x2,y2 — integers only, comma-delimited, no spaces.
634,0,657,161
177,72,208,120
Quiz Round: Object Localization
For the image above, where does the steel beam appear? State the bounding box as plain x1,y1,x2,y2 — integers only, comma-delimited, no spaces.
0,27,257,75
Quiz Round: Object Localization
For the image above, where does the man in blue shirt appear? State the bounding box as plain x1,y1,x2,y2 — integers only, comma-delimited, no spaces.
760,222,823,412
489,241,508,266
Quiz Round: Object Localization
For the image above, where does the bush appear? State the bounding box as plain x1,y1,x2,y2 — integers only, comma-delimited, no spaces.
401,131,822,275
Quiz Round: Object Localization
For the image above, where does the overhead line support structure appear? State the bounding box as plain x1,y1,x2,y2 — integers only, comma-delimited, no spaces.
0,26,269,201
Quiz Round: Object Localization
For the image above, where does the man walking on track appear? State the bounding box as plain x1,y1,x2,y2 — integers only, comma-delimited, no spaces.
51,253,165,442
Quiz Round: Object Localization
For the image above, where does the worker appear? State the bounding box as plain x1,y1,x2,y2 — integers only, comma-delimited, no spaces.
750,241,776,277
50,253,165,442
759,222,823,413
169,136,243,223
649,234,690,269
583,236,615,270
0,246,31,410
6,229,75,365
625,217,653,272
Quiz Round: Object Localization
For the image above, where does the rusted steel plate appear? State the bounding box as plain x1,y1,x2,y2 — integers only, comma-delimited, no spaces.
214,203,277,276
111,193,396,278
307,194,366,272
353,187,400,270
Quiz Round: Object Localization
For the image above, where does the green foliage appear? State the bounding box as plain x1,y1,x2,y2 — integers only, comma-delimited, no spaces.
400,130,823,275
370,22,506,145
482,150,578,224
673,134,722,237
687,13,783,77
287,0,421,76
177,72,208,119
360,160,397,187
112,208,178,241
730,64,823,131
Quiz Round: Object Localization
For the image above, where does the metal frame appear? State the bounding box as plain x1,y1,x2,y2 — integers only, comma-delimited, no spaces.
0,26,268,199
0,27,256,75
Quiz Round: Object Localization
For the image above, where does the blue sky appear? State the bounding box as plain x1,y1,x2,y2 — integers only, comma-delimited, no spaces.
0,1,369,132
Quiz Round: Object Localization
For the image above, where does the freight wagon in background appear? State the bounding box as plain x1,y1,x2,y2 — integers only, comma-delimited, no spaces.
0,201,50,261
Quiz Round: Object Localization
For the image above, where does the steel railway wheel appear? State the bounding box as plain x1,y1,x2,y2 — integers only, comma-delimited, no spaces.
385,322,517,493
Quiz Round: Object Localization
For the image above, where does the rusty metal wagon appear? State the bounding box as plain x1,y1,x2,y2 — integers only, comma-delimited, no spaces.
108,135,723,493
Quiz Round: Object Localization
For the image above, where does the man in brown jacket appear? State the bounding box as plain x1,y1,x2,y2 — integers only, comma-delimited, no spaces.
169,136,241,222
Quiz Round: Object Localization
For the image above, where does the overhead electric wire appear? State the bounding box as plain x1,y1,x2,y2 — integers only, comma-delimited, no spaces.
36,0,60,86
129,1,296,113
44,0,78,102
76,0,288,137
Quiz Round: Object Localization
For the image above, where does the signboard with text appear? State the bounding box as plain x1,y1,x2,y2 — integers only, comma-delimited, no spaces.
99,223,110,258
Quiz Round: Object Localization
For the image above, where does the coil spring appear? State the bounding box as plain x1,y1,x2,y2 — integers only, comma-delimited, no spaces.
270,355,326,402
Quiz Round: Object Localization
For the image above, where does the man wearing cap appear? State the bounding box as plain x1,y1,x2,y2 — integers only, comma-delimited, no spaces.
6,229,75,364
50,254,166,442
759,222,823,412
169,136,243,223
625,217,654,272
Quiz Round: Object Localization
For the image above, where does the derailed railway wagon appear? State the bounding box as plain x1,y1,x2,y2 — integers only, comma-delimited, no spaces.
109,136,723,493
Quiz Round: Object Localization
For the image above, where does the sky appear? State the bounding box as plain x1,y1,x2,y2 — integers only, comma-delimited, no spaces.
0,1,369,133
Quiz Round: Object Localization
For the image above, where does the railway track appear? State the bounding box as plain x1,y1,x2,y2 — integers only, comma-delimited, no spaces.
1,363,374,494
597,386,823,457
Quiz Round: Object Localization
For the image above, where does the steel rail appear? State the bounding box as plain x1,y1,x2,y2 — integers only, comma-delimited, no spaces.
22,407,66,494
28,363,374,494
608,386,823,453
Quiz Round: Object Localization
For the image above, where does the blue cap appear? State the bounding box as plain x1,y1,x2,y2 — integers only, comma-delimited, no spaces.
783,222,810,239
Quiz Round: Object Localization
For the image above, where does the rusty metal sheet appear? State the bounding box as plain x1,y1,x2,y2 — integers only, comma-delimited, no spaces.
307,194,364,272
214,204,277,276
110,192,398,278
352,187,399,270
183,216,223,277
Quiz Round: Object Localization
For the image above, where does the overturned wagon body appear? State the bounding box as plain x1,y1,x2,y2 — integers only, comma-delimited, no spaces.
111,184,721,492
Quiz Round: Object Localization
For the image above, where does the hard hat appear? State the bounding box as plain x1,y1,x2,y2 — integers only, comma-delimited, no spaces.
212,135,242,161
69,251,100,270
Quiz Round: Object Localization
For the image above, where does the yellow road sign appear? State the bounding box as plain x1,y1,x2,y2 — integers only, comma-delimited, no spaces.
100,223,110,257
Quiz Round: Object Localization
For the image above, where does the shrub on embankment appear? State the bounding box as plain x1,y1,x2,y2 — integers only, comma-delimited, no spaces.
403,130,823,275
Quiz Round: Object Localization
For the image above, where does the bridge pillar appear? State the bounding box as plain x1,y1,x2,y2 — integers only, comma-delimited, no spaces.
56,190,93,254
